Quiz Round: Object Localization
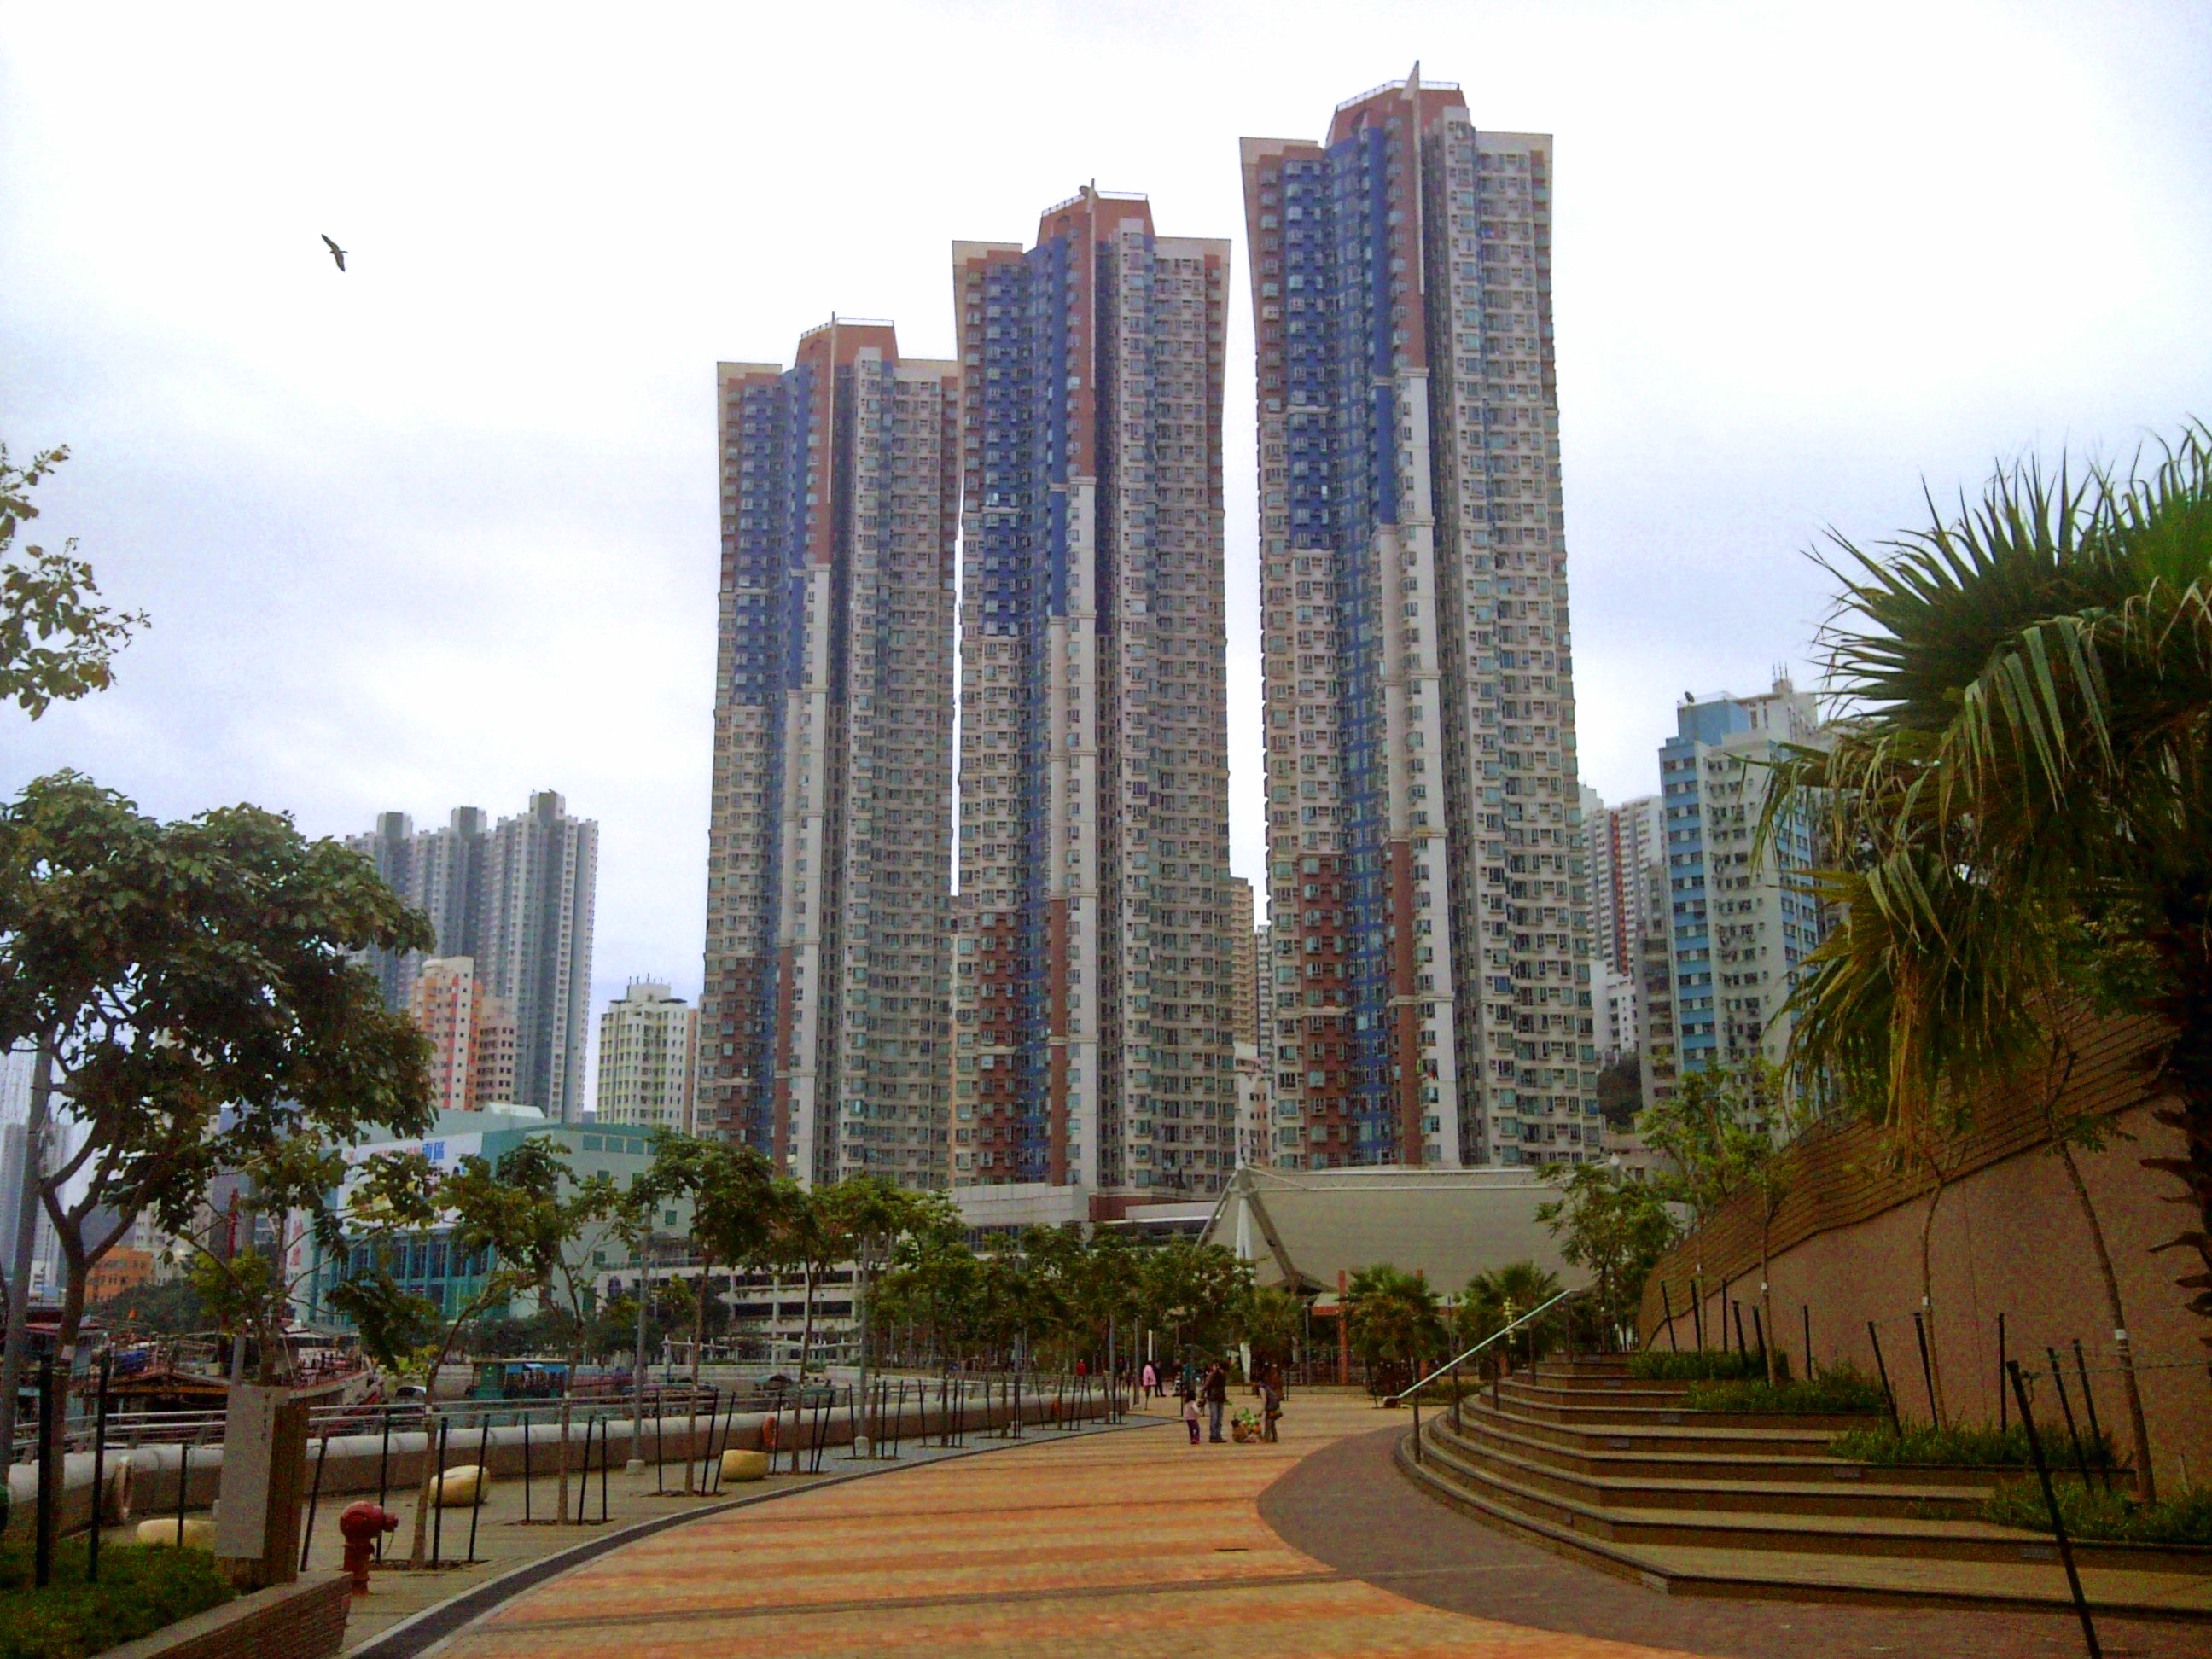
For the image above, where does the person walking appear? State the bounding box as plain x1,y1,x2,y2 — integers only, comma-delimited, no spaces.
1202,1361,1229,1443
1141,1360,1159,1400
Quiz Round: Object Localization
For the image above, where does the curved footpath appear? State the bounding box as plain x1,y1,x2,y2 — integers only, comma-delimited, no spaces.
390,1394,2203,1659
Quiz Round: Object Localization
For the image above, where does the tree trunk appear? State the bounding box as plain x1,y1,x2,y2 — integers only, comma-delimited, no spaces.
2052,1132,2157,1502
1759,1203,1777,1386
798,1264,818,1377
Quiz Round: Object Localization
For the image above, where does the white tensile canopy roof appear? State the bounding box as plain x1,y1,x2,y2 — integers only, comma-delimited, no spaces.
1199,1164,1582,1297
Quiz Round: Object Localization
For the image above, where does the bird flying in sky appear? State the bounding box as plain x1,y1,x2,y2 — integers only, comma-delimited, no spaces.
322,235,346,272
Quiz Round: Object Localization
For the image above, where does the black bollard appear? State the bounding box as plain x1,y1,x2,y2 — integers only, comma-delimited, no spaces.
2046,1349,2095,1493
299,1430,331,1571
2069,1341,2111,1493
34,1355,56,1589
2006,1361,2102,1659
375,1410,393,1557
90,1353,112,1583
468,1416,491,1562
1866,1322,1901,1430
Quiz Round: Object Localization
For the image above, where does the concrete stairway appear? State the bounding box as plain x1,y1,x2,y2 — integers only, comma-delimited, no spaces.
1396,1355,2212,1620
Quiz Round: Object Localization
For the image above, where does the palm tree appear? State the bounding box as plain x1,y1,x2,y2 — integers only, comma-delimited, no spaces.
1343,1264,1444,1395
1460,1260,1564,1372
1773,426,2212,1495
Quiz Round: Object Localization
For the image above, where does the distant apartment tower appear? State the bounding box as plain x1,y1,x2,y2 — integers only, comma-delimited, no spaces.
409,958,483,1115
596,981,700,1132
351,792,597,1121
1243,72,1600,1170
1588,789,1661,978
481,792,598,1124
349,807,492,1009
949,187,1234,1208
1645,678,1827,1109
1227,877,1271,1168
1227,877,1259,1044
474,996,519,1106
405,956,519,1114
699,324,958,1188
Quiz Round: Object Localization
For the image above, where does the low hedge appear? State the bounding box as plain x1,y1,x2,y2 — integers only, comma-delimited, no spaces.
1627,1349,1784,1382
1831,1421,2117,1469
0,1538,234,1659
1680,1365,1886,1415
1986,1478,2212,1546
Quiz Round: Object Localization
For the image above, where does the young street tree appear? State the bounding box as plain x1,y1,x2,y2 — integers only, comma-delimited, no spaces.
1535,1162,1679,1348
0,772,434,1452
1,445,147,719
633,1132,777,1388
1639,1057,1800,1380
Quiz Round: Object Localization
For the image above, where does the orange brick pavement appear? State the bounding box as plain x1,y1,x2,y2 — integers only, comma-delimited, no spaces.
433,1396,1699,1659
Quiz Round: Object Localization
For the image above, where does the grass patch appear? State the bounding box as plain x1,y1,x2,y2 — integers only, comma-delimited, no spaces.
1626,1349,1782,1382
0,1536,233,1659
1985,1478,2212,1546
1680,1365,1886,1415
1831,1421,2116,1469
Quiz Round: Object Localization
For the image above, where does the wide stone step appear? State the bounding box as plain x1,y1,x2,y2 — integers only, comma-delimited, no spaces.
1440,1412,2001,1493
1505,1370,1691,1396
1428,1418,1988,1520
1399,1431,2212,1620
1453,1397,1843,1456
1489,1391,1876,1433
1413,1423,2183,1569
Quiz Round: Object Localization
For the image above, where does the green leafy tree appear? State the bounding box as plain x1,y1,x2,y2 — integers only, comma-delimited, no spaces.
760,1179,830,1372
1,445,147,719
634,1132,777,1386
322,1263,439,1381
90,1278,207,1336
0,772,433,1453
1136,1238,1252,1365
1535,1162,1678,1347
1769,427,2212,1382
1639,1056,1802,1380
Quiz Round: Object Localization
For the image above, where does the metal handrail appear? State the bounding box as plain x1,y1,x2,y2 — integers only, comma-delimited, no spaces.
1388,1286,1581,1404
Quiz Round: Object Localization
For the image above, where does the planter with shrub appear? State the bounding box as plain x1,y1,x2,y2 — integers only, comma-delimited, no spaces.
0,1537,233,1659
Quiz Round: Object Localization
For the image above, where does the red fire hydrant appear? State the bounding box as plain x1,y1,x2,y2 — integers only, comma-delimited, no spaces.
338,1502,399,1593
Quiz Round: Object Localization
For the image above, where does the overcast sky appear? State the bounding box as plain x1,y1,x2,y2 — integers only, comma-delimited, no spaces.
5,0,2208,1105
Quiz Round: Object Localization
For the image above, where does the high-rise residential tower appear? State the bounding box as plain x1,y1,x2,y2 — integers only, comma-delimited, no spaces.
1588,789,1662,979
699,324,958,1188
596,981,700,1132
949,188,1234,1210
481,792,598,1123
1645,678,1828,1109
1243,71,1601,1170
350,794,596,1121
409,958,484,1115
348,807,491,1009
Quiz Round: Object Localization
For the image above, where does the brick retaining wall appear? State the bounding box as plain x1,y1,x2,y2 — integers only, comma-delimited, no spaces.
98,1572,350,1659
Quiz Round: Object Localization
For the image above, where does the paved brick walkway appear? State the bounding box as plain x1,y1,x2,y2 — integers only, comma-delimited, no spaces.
428,1395,1692,1658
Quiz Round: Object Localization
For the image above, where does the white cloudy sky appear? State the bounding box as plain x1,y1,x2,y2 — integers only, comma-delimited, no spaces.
5,0,2208,1099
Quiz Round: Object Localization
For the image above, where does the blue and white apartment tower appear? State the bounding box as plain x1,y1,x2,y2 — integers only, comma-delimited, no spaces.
950,187,1237,1214
1642,678,1830,1114
699,323,960,1188
1243,70,1602,1170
